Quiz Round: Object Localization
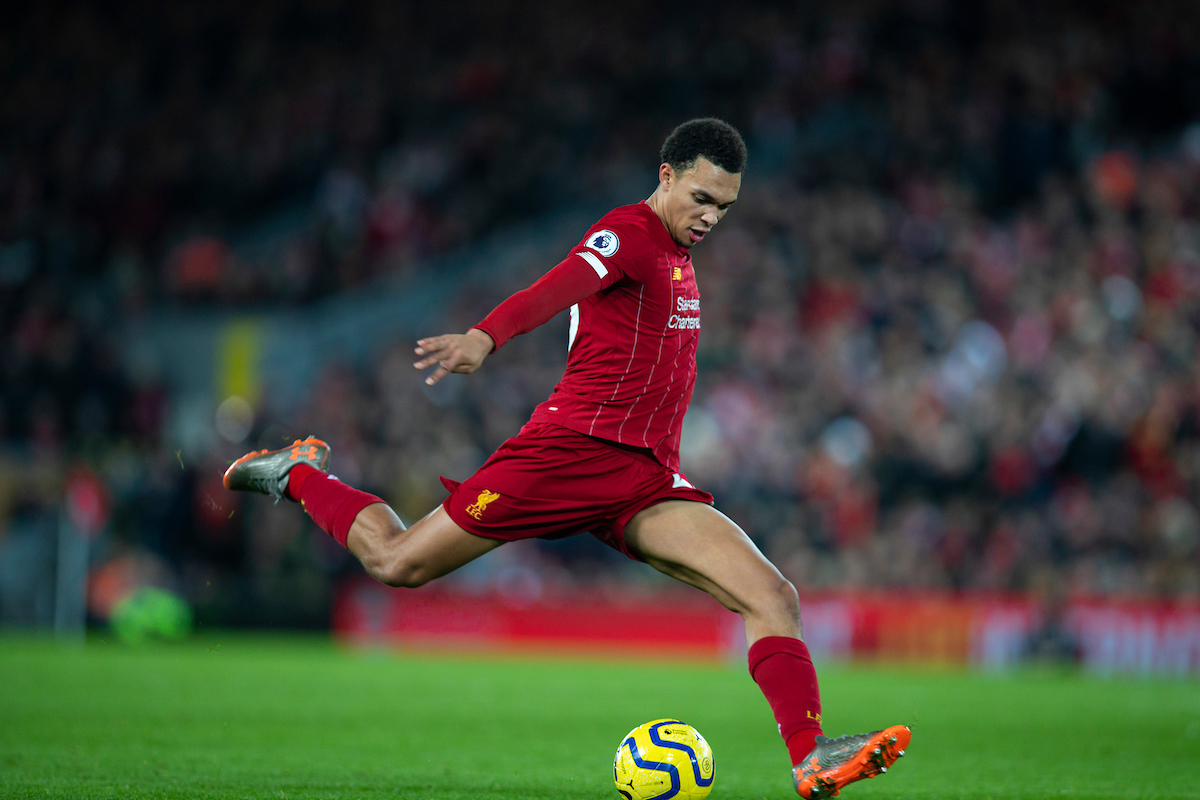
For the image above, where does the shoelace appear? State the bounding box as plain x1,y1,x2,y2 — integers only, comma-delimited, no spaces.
817,733,868,746
804,733,873,771
246,475,283,499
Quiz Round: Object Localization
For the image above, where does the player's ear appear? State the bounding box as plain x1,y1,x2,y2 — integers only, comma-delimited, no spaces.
659,162,674,189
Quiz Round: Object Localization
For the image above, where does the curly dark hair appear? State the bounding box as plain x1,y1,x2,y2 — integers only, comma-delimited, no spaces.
660,118,747,175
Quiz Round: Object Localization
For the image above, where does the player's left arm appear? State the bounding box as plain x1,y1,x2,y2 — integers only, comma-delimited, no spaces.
414,254,604,385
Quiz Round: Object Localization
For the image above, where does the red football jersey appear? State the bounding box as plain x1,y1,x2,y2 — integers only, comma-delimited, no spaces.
528,202,700,470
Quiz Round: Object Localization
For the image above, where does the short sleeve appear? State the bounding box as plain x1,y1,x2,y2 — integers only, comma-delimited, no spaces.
569,221,655,288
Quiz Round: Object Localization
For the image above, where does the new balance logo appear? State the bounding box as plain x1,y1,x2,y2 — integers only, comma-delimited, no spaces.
672,267,683,280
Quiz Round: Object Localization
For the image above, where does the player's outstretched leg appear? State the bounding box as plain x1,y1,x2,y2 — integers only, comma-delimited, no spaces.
624,501,911,798
224,436,501,587
792,725,911,799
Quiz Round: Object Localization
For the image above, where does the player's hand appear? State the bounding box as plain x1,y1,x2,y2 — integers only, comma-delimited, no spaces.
413,328,495,385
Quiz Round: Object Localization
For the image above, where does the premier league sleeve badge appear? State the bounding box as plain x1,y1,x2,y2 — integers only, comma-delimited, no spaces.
586,229,620,257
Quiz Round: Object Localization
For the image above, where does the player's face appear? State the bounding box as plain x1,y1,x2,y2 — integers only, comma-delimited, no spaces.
657,157,741,249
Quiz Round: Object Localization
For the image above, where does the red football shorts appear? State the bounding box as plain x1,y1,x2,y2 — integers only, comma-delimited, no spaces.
440,421,713,559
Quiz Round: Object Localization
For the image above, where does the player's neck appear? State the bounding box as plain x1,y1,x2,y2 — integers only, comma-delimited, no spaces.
645,190,673,240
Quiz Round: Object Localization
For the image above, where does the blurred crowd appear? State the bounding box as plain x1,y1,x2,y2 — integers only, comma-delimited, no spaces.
5,1,1198,304
3,0,1200,627
690,157,1200,600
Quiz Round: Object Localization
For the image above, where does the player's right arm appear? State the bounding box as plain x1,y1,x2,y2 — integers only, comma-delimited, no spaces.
413,329,497,385
414,252,606,385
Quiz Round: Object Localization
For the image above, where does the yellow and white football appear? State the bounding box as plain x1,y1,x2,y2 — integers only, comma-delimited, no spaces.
613,719,715,800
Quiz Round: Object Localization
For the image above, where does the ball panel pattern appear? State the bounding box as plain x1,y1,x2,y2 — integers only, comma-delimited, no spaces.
613,719,715,800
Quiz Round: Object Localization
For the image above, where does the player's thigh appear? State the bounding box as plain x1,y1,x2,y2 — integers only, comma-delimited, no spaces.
349,504,503,586
623,500,797,625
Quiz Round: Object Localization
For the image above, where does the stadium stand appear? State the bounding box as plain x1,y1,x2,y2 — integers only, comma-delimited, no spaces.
2,1,1200,642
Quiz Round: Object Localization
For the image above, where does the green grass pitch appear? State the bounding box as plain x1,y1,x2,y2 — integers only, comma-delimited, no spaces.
1,635,1197,799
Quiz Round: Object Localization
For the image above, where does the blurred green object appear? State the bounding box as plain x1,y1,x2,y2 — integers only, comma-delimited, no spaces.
110,587,193,643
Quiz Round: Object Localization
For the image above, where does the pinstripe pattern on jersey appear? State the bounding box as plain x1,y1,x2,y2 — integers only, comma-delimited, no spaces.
588,284,646,437
616,255,672,442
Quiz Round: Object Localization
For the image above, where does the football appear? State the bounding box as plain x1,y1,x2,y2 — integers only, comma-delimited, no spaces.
613,719,715,800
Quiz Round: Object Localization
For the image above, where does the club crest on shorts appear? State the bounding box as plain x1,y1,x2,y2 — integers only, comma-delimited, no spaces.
466,489,501,520
585,229,620,257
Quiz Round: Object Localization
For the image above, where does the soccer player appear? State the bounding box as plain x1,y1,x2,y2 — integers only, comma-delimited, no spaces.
224,118,910,798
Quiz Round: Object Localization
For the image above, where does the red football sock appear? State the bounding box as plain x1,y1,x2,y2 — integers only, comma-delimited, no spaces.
748,636,824,766
286,463,318,499
285,463,384,548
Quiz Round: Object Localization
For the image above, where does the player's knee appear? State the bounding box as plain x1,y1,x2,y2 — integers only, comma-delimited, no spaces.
762,576,801,624
375,555,433,588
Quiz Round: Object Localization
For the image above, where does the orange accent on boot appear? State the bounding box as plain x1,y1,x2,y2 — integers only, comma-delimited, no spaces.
793,725,911,799
221,438,329,490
